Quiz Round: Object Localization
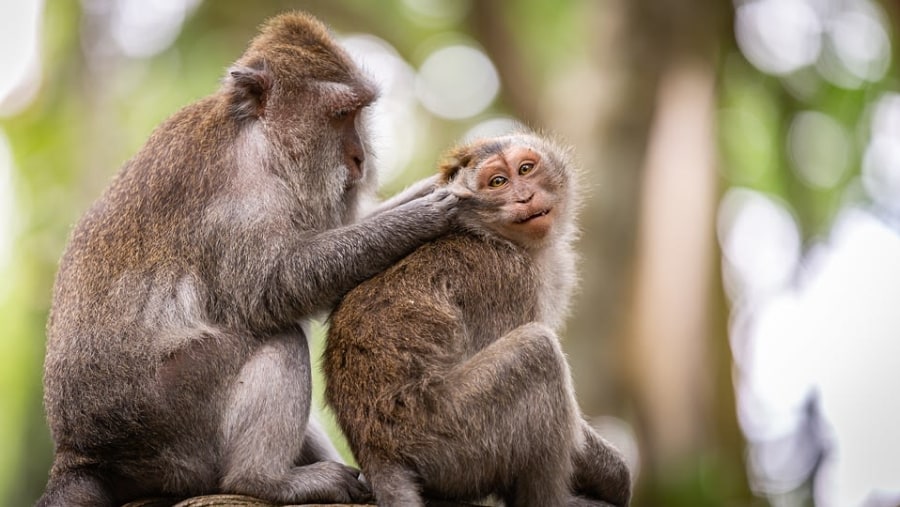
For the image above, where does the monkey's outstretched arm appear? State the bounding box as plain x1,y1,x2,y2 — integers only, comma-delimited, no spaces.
367,174,443,217
270,190,457,318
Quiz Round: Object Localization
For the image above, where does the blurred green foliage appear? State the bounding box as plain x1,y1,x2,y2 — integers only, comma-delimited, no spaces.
0,0,896,506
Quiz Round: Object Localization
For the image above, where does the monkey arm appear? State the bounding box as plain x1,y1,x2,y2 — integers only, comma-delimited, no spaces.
446,322,569,399
283,208,444,312
262,190,457,321
366,174,443,217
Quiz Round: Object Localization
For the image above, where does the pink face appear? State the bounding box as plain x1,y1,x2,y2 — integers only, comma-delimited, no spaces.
471,145,558,244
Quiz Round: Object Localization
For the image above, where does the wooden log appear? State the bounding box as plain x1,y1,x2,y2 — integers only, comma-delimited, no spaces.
122,495,482,506
123,495,276,507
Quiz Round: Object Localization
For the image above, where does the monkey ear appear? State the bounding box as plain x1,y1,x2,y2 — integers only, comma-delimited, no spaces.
438,151,473,183
438,161,459,183
226,60,273,120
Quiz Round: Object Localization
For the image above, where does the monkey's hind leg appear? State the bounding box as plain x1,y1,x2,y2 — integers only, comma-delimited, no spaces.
571,424,631,506
37,463,114,507
567,498,620,507
296,415,345,464
219,333,369,504
364,460,425,507
441,322,576,507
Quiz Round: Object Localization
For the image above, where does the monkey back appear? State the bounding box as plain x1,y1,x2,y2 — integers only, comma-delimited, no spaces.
324,232,539,458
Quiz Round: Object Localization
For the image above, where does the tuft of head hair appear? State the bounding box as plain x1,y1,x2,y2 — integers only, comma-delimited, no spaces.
223,11,360,121
437,146,474,183
247,12,338,56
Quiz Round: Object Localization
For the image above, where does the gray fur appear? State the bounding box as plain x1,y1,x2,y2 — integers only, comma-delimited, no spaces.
325,134,631,507
39,12,458,506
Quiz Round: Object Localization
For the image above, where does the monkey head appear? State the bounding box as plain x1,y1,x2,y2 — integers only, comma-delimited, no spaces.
223,12,379,225
440,133,579,249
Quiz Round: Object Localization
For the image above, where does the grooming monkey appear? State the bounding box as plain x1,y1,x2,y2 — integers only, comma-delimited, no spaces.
39,12,467,506
325,133,632,507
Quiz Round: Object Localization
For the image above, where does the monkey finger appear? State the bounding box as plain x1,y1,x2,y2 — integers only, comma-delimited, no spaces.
428,187,461,210
421,173,444,191
349,482,374,502
457,194,496,213
341,466,374,502
342,465,363,479
449,187,475,200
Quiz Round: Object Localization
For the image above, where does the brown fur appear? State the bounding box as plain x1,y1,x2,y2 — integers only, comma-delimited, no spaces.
324,134,631,507
40,12,461,506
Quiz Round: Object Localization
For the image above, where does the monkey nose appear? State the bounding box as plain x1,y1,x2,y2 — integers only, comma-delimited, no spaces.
346,153,364,181
516,193,534,204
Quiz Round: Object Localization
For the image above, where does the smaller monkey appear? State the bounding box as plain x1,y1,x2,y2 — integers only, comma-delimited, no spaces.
324,133,632,507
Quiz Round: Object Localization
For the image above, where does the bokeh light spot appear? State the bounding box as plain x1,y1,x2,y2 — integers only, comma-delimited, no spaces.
718,188,801,300
0,1,43,116
415,44,499,120
110,0,200,59
822,1,891,87
461,117,524,142
788,111,850,189
342,34,419,186
735,0,822,75
0,133,15,274
401,0,471,26
862,93,900,211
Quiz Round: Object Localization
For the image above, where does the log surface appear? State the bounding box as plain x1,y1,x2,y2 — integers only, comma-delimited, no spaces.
123,495,481,507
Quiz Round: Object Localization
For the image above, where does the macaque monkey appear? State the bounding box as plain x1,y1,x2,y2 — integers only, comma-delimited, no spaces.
324,133,632,507
39,12,465,507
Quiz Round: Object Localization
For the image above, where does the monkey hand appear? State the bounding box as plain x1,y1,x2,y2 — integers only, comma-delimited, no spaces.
297,461,373,503
410,173,445,195
397,185,460,219
447,182,499,229
368,174,447,216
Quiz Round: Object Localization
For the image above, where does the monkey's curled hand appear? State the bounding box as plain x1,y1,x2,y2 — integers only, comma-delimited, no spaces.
367,174,447,217
391,185,460,222
291,461,373,504
445,180,504,233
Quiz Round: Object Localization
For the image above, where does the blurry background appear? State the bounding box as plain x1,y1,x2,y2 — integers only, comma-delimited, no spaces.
1,0,898,505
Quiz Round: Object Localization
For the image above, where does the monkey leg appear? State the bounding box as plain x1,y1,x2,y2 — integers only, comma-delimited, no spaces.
219,333,370,504
295,416,344,464
426,322,578,507
570,423,632,506
567,498,620,507
363,460,425,507
36,461,114,507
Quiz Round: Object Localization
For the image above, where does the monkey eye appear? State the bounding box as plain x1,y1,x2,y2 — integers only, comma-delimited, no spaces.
518,162,535,175
488,176,508,188
333,108,352,120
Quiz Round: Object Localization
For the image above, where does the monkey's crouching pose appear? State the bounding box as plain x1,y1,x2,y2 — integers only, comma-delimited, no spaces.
40,13,462,507
325,134,632,507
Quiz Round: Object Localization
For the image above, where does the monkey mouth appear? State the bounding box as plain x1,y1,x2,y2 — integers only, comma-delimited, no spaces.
515,208,551,224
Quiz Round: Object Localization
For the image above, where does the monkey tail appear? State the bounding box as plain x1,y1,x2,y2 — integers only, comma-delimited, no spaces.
37,461,114,507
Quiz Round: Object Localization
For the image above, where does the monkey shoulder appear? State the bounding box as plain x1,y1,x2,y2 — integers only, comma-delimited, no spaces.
48,98,245,353
354,233,536,335
329,233,535,348
330,235,474,341
397,233,535,296
66,97,236,258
